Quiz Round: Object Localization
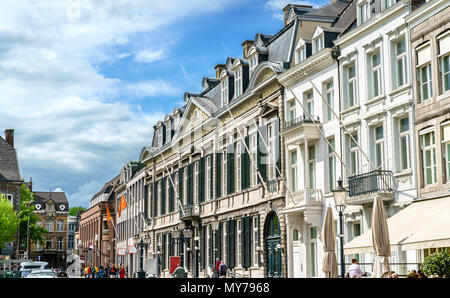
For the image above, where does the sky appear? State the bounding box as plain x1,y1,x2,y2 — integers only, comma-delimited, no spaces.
0,0,328,208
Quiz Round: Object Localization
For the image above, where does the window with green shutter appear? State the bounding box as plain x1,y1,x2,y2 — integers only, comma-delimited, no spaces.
243,216,251,268
210,154,214,200
144,184,148,219
216,153,222,198
154,180,158,217
227,143,235,195
200,157,205,203
257,126,267,184
188,164,193,204
161,177,166,215
178,168,183,207
228,219,236,268
274,118,281,177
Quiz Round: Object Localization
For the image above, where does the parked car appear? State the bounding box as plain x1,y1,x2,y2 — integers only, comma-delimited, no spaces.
25,269,58,278
20,261,48,278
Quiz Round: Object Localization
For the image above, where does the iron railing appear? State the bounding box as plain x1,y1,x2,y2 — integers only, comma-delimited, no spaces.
179,203,199,218
284,114,320,130
348,170,394,197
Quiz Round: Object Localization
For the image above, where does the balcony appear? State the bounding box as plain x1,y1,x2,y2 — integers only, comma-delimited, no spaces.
179,203,200,221
281,114,321,145
347,170,395,205
286,189,323,209
267,179,278,193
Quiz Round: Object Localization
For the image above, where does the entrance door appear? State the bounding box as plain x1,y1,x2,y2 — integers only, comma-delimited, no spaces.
265,212,282,278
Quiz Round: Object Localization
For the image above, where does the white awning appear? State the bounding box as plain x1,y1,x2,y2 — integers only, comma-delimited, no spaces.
343,197,450,254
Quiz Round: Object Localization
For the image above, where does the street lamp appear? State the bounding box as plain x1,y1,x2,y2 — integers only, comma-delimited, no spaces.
332,178,348,278
211,214,220,277
135,237,148,278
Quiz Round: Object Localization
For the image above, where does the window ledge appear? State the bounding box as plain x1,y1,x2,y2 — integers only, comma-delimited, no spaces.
341,105,360,115
437,90,450,101
394,169,412,178
388,84,411,97
364,94,386,106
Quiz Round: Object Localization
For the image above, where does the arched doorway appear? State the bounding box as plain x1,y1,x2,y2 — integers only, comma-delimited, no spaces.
265,212,282,278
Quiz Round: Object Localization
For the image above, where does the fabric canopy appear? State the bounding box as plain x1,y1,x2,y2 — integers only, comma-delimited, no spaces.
371,196,390,278
344,197,450,254
321,207,338,278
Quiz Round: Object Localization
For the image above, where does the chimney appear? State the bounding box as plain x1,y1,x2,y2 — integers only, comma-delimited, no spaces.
214,64,226,79
4,129,14,148
242,40,254,59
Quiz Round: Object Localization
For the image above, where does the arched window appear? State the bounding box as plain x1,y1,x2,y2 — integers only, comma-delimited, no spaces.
266,212,280,238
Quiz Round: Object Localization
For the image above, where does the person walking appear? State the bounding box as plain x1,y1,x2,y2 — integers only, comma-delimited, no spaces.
99,266,104,278
219,261,228,277
119,264,125,279
348,258,364,278
172,264,186,278
105,264,110,278
215,258,221,278
110,264,116,278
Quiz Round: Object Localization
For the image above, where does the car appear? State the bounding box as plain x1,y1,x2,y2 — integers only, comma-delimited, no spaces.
25,269,58,278
20,261,48,278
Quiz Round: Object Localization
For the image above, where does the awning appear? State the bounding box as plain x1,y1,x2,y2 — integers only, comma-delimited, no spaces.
343,197,450,254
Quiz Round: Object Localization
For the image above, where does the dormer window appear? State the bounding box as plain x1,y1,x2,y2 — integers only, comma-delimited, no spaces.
359,1,370,25
250,55,258,73
235,68,242,98
296,46,306,63
221,78,228,106
313,35,324,53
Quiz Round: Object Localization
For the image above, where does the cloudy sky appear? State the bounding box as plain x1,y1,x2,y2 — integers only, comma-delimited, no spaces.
0,0,327,208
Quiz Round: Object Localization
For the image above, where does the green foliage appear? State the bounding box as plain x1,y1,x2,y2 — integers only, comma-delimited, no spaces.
421,250,450,278
69,206,86,216
0,194,19,248
18,184,48,248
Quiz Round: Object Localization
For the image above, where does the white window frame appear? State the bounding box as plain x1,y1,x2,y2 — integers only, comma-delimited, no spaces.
235,68,242,98
290,150,298,193
394,38,407,88
253,216,259,267
296,46,306,64
304,90,314,118
359,1,370,25
399,117,411,171
421,131,437,186
236,142,241,192
237,219,242,267
442,122,450,182
250,133,258,187
57,237,63,251
418,63,433,102
325,80,334,122
287,99,296,121
158,128,163,146
46,221,54,232
370,51,382,98
57,220,64,232
345,63,357,108
313,34,324,53
183,168,188,204
310,226,318,277
206,156,211,201
308,145,316,189
349,133,359,176
222,148,227,196
221,78,228,106
373,125,385,170
441,53,450,93
328,138,336,192
250,55,258,73
267,122,276,180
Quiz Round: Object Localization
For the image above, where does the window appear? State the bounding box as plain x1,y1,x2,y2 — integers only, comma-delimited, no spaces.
439,32,450,93
253,217,259,266
194,161,199,203
442,122,450,182
314,35,324,53
223,148,227,196
419,63,433,101
1,194,13,205
328,138,336,192
394,39,407,88
250,55,258,73
237,219,242,267
345,64,357,108
349,134,359,176
293,229,299,241
223,223,228,265
48,203,53,212
235,68,242,98
385,0,397,9
308,145,316,189
374,125,384,169
296,46,306,63
57,237,63,251
359,2,369,24
235,142,241,192
421,131,437,186
221,79,228,106
268,122,276,179
290,150,298,192
158,180,162,214
399,117,411,171
158,129,163,146
250,133,258,187
183,167,188,204
206,156,211,201
206,226,210,267
325,81,334,121
46,239,53,250
288,100,296,121
370,52,382,98
310,227,318,277
304,91,314,119
442,54,450,93
56,220,64,232
46,221,54,232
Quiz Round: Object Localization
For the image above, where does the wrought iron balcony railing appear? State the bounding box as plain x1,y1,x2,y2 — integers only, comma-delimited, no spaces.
348,170,394,198
284,114,320,130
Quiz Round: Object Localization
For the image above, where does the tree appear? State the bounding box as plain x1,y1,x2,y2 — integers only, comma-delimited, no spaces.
0,194,19,249
18,184,48,250
69,206,86,216
421,250,450,278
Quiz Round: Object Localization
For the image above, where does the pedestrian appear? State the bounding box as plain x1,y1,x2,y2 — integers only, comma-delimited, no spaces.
390,271,399,278
348,258,364,278
119,264,125,279
172,263,186,278
99,266,104,278
115,265,119,278
110,264,116,278
215,258,221,278
417,270,427,278
219,261,228,277
407,269,418,278
105,264,110,278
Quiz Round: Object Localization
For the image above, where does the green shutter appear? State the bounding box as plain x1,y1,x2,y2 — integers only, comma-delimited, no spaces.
144,184,148,219
200,157,205,203
161,177,166,215
210,154,214,200
188,164,193,204
154,180,158,217
257,214,261,266
216,153,222,198
257,126,267,184
274,118,281,177
229,219,235,268
162,234,166,270
200,225,205,268
169,174,174,212
178,168,183,208
168,233,173,257
227,144,235,195
244,216,251,268
209,225,213,266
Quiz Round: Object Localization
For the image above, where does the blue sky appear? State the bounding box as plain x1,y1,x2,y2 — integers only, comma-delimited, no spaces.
0,0,328,208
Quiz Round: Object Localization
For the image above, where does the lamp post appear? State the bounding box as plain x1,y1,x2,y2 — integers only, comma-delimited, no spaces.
157,246,161,277
136,237,148,278
183,229,192,273
211,215,220,277
332,178,348,278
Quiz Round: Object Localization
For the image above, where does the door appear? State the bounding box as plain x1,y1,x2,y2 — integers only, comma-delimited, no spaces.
265,212,282,278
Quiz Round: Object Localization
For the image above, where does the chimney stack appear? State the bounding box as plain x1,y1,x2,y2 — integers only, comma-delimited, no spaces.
214,64,226,79
4,129,14,148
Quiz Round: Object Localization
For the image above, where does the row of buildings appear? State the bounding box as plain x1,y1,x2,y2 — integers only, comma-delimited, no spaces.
78,0,450,278
0,129,76,268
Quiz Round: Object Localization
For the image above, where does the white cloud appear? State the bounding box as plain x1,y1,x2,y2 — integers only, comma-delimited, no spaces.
264,0,319,20
0,0,238,208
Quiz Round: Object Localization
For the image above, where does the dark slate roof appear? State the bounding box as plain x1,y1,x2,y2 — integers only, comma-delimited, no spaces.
333,0,356,30
90,175,120,202
267,20,296,63
302,0,350,18
0,136,20,182
33,191,69,212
